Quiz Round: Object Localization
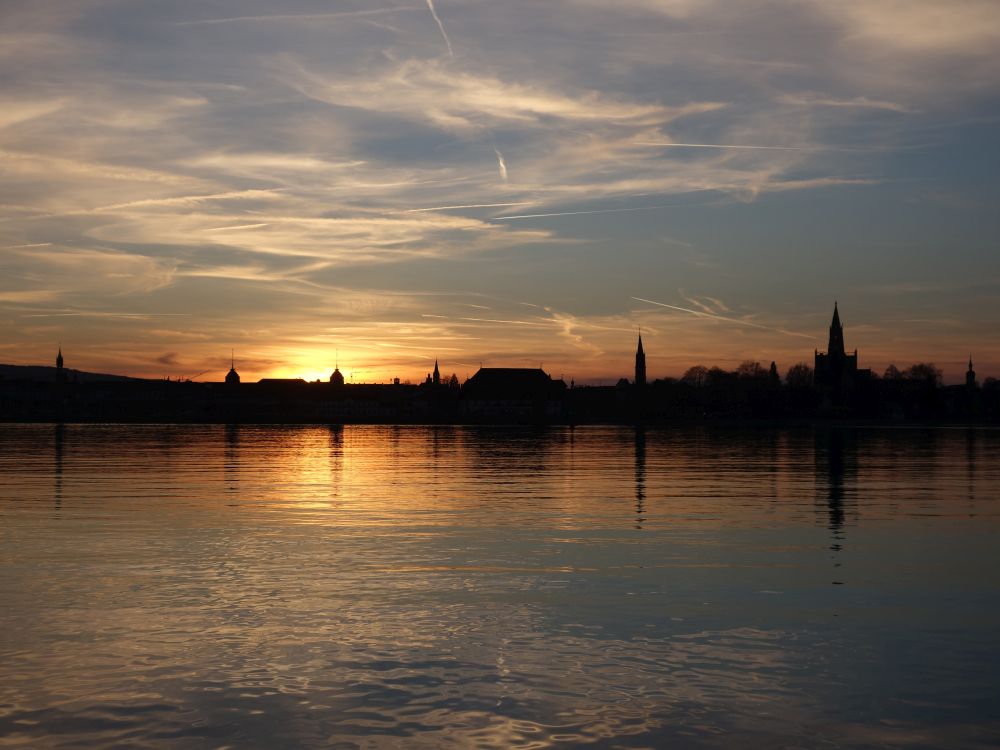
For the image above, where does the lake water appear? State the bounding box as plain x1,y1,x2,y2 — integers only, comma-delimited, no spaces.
1,424,998,749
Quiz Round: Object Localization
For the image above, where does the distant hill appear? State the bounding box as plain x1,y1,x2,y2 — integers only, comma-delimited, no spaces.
0,364,146,383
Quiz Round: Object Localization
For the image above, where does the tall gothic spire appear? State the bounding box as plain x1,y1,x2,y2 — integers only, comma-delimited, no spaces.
634,332,646,387
433,358,440,386
828,302,846,358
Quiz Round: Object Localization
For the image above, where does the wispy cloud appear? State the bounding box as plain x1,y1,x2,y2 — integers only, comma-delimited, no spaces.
405,202,531,213
494,148,508,183
174,9,417,27
493,202,711,221
634,141,882,152
0,0,995,379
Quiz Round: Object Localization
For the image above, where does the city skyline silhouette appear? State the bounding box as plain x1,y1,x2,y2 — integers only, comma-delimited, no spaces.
1,3,997,384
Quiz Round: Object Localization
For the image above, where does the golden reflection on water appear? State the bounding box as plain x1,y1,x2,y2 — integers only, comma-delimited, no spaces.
1,425,1000,749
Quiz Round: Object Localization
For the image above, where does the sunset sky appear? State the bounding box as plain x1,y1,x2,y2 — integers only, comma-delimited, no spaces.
1,0,998,383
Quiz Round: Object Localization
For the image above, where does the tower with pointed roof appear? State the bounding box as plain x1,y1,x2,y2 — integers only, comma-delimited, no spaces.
966,356,977,389
225,351,240,386
433,358,441,386
634,333,646,387
814,302,859,407
55,346,66,384
827,303,846,358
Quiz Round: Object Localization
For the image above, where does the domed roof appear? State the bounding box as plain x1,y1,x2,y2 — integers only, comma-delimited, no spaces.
330,367,345,385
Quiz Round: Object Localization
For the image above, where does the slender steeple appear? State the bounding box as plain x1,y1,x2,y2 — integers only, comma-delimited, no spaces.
967,355,977,389
55,346,66,383
828,302,846,358
433,358,441,386
634,332,646,387
225,350,240,385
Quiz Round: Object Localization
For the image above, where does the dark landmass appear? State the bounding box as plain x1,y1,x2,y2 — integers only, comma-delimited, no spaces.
0,364,144,384
1,365,996,425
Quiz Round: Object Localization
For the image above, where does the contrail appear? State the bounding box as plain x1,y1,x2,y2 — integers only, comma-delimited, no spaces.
425,0,454,57
493,203,686,221
423,314,551,327
634,141,878,152
175,9,415,26
405,202,531,213
631,296,813,339
494,148,508,183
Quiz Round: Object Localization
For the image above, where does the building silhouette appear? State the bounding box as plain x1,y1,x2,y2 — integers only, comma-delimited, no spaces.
814,303,867,409
225,353,240,385
2,303,995,425
634,334,646,387
461,367,567,420
56,347,66,384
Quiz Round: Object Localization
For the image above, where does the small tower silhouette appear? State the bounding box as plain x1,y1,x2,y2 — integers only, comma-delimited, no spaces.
56,346,66,384
966,355,977,389
330,351,345,386
433,358,441,386
634,332,646,387
225,351,240,385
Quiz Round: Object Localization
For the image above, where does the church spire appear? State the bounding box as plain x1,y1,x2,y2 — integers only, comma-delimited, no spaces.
828,302,846,358
433,358,441,386
634,331,646,387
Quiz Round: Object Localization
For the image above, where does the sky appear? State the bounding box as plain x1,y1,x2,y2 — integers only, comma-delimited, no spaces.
1,0,998,384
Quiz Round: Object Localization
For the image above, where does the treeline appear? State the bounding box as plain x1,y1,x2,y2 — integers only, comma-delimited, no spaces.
608,360,998,421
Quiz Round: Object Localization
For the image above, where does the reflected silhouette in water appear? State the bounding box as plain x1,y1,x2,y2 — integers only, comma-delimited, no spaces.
634,427,646,530
815,429,857,553
224,424,240,493
328,424,343,500
966,428,977,508
53,423,64,513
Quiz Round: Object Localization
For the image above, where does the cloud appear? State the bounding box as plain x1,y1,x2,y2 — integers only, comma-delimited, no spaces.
0,0,995,379
0,246,175,300
494,148,508,183
174,9,419,27
275,57,720,132
0,98,67,130
155,351,179,366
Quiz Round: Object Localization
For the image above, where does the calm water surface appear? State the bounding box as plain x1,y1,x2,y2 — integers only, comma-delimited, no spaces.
1,425,999,748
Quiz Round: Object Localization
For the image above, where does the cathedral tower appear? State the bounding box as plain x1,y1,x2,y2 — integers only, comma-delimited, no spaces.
828,302,846,358
634,334,646,387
